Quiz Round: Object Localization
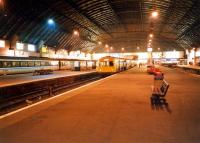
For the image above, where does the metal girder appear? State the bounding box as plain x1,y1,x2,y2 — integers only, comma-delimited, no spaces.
1,0,200,52
65,0,112,37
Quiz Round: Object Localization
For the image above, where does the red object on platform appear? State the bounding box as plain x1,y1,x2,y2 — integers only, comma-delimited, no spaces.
154,72,164,80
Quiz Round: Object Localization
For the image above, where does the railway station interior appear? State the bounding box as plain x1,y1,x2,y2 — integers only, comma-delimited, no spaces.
0,0,200,143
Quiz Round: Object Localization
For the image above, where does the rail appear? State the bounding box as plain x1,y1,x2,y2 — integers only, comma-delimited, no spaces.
0,72,111,115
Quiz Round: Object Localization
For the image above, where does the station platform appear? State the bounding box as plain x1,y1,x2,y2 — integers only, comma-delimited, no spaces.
0,67,200,143
177,65,200,69
176,65,200,75
0,70,95,88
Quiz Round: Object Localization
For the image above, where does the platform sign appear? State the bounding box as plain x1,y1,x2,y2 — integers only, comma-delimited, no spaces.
41,46,47,53
16,42,24,50
28,44,36,52
0,40,5,48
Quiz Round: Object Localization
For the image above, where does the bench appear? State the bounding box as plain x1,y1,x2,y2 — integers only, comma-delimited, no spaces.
151,79,169,98
151,79,170,110
33,69,53,76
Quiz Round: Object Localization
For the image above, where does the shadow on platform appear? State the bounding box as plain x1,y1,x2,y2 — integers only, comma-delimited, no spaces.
150,96,172,113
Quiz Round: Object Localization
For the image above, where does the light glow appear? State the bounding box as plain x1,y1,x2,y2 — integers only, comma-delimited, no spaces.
73,30,79,36
16,42,24,50
51,61,59,66
98,41,102,45
41,46,47,53
28,44,36,52
0,40,5,48
195,48,200,57
48,19,54,25
153,52,162,58
151,11,158,18
149,34,153,38
147,47,153,52
164,51,181,59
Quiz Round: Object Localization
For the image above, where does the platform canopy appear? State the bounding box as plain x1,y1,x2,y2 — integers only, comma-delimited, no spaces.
0,0,200,52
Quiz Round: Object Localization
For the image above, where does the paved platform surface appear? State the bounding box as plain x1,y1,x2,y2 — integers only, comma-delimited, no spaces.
0,70,95,87
0,67,200,143
178,65,200,70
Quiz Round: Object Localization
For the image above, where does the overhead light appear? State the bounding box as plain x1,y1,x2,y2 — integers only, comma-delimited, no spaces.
98,41,102,45
105,44,109,48
147,47,153,52
121,47,125,51
149,34,153,38
151,11,158,18
137,47,140,50
158,47,160,51
47,19,55,25
110,46,113,50
73,30,79,36
149,39,152,42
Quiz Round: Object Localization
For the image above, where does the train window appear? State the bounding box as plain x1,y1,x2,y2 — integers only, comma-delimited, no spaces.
27,61,34,67
109,61,114,66
45,62,50,66
99,62,104,67
100,62,108,67
41,61,45,66
35,61,41,66
41,61,51,66
12,61,20,67
21,61,28,67
61,61,68,66
3,61,12,68
0,61,2,68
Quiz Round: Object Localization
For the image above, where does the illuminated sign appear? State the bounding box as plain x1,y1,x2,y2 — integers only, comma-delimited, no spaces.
16,42,24,50
0,40,5,48
147,47,153,52
41,47,47,53
28,44,36,52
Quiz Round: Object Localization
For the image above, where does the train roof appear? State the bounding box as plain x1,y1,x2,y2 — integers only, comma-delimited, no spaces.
0,56,96,62
98,56,126,62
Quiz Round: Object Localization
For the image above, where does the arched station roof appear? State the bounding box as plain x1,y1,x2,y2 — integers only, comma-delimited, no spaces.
0,0,200,52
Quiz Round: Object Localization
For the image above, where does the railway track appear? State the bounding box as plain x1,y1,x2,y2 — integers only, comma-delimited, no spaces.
0,73,111,115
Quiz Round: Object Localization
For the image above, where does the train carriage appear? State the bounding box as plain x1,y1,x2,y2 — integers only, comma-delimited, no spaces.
96,56,127,73
0,57,96,75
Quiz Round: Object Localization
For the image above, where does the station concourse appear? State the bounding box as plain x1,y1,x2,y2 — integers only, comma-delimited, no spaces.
1,67,200,143
1,0,200,143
